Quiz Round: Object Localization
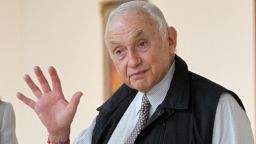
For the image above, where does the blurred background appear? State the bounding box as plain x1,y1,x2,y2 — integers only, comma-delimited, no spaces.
0,0,255,143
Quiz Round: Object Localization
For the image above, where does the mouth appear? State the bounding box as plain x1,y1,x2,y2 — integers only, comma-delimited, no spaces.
129,69,149,80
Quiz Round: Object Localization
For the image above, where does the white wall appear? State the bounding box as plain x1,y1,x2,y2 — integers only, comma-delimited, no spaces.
153,0,255,140
0,0,255,143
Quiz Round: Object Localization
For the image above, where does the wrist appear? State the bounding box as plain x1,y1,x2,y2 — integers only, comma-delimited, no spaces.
47,139,70,144
48,130,70,144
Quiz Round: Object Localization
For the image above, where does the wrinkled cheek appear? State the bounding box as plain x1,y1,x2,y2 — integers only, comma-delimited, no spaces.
114,61,128,80
124,75,131,85
117,70,130,85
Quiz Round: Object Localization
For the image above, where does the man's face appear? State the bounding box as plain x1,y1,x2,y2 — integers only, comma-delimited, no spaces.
106,10,177,92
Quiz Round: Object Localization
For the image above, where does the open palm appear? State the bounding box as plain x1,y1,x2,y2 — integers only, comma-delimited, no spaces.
17,66,83,135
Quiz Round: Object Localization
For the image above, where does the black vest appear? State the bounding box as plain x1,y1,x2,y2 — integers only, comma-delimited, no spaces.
92,55,244,144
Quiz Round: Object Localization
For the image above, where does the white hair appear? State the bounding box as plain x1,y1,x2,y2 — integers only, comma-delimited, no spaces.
104,1,169,49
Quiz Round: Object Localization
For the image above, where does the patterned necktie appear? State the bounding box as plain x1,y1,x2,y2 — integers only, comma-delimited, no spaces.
125,94,151,144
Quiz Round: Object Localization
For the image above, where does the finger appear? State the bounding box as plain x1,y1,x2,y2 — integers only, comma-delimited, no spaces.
48,66,63,92
24,74,42,98
68,91,83,114
34,66,51,93
16,92,36,109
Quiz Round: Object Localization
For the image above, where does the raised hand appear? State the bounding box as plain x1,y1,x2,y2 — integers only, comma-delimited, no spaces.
17,66,83,139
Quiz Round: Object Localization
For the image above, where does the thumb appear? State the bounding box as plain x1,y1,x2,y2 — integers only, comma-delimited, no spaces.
68,91,83,114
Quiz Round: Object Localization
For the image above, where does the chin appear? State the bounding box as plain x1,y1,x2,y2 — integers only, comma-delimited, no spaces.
131,84,151,92
126,79,152,92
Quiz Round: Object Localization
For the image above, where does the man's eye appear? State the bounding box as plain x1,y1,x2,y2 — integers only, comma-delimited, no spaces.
115,49,123,55
139,41,145,47
113,48,126,58
136,40,149,51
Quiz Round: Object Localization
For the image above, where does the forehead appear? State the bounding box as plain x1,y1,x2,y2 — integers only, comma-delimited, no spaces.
106,10,158,42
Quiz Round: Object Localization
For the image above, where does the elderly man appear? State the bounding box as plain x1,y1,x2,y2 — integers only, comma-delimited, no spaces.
17,1,254,144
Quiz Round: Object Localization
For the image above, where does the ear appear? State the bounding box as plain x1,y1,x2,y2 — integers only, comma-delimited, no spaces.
167,26,177,54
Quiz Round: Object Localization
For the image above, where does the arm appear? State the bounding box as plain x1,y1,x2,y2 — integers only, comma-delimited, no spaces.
212,93,254,144
0,102,18,144
17,66,83,143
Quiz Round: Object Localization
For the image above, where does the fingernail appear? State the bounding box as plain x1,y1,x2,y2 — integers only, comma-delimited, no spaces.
24,74,29,80
34,66,39,70
48,66,54,70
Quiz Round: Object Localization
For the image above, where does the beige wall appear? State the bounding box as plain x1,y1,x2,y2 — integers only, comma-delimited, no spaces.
0,0,255,143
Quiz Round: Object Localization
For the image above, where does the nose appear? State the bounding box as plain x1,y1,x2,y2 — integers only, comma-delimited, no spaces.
128,50,141,68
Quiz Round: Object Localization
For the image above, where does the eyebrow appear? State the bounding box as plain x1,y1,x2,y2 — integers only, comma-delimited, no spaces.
131,30,144,40
109,30,145,46
109,41,119,46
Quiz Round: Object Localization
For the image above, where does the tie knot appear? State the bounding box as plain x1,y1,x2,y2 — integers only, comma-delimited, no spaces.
141,94,150,109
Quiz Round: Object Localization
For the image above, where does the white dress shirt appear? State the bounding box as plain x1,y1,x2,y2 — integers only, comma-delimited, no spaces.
73,63,254,144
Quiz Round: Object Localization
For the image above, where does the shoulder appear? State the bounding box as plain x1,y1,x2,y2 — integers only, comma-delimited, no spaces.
189,71,226,92
0,101,15,121
188,72,227,109
188,72,245,110
0,101,14,113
